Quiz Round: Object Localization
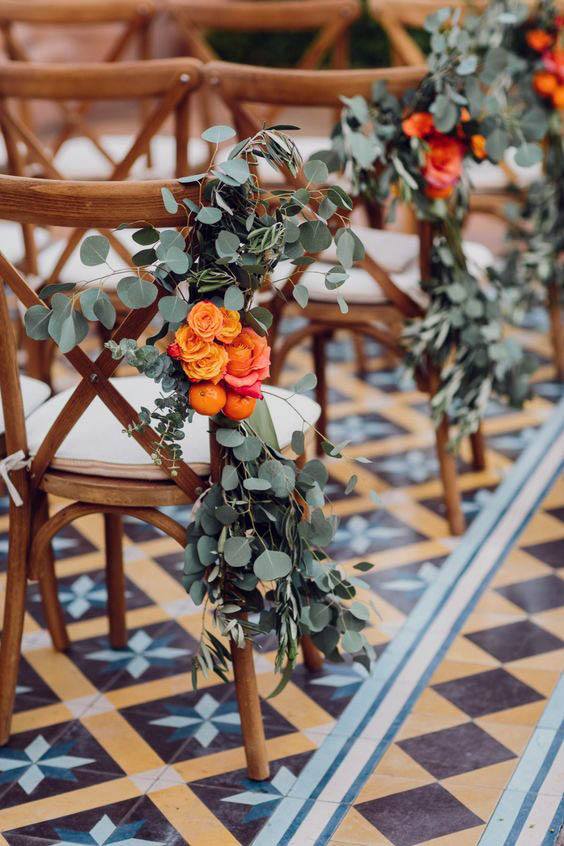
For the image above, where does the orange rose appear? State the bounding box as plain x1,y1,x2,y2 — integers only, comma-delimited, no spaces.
188,301,224,341
182,342,228,384
216,308,242,344
534,70,558,97
460,107,471,123
470,134,487,160
553,85,564,108
402,112,434,139
423,133,465,199
526,29,555,52
175,325,211,362
224,327,271,399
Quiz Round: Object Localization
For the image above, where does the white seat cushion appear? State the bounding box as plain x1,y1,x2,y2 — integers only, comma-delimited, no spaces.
0,376,51,436
53,134,209,180
467,147,543,192
272,227,494,309
0,222,50,266
25,377,321,479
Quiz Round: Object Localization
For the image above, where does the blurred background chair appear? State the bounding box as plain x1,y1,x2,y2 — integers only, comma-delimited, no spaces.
207,61,492,536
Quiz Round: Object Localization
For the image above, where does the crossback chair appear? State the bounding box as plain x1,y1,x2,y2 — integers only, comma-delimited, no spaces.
369,0,564,379
0,58,202,381
169,0,361,155
0,173,322,774
207,61,493,536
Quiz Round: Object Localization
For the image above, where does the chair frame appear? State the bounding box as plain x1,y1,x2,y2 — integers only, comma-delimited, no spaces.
206,60,490,536
0,173,320,775
368,0,564,380
0,57,202,381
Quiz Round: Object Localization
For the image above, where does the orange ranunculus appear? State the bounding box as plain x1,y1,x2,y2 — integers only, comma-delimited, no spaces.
188,300,224,341
423,133,465,200
182,342,228,384
402,112,434,138
460,107,471,123
216,308,242,344
224,327,271,399
533,70,558,97
175,324,211,362
471,134,487,160
553,85,564,108
526,28,555,52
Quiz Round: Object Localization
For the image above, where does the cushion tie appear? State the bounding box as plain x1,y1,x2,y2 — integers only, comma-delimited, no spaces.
0,450,31,507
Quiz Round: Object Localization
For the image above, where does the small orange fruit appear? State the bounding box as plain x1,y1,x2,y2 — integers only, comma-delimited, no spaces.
189,381,227,416
526,29,555,53
223,392,256,421
553,86,564,109
533,71,558,97
470,134,487,160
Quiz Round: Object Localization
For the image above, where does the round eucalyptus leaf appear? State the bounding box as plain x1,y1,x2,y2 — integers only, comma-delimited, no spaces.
197,206,222,225
215,504,239,525
349,601,369,621
117,276,158,309
24,304,51,340
219,158,250,184
254,549,292,582
197,535,217,566
292,372,317,393
233,436,263,462
216,230,240,259
293,284,309,308
80,235,110,267
258,460,295,498
190,579,207,605
303,158,329,185
342,629,363,653
301,602,331,632
224,285,244,311
164,246,189,275
221,464,239,490
201,125,236,144
291,430,305,455
243,477,271,491
133,227,159,246
161,186,179,214
215,428,245,448
158,296,189,323
224,536,252,567
299,220,332,253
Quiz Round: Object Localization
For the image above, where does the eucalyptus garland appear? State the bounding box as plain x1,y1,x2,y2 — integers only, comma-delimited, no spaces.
25,125,377,689
320,6,535,442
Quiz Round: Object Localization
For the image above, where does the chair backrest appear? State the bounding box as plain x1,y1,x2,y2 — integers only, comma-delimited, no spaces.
0,173,204,501
205,61,428,318
0,58,202,278
169,0,360,68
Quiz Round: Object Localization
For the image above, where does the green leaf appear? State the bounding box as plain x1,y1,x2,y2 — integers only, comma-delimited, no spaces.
58,309,89,353
345,474,358,494
258,460,295,497
353,561,373,572
190,580,206,605
163,246,189,275
249,400,280,451
224,536,252,567
158,296,189,323
342,630,363,653
293,283,309,308
197,535,217,566
79,289,113,326
24,304,51,340
431,95,458,133
301,602,331,632
201,125,236,144
179,172,207,184
216,428,245,447
514,142,542,168
80,235,110,267
486,128,509,163
291,430,305,455
196,206,222,225
161,187,178,214
216,230,240,259
457,55,478,75
133,227,159,245
292,372,317,393
299,220,332,253
221,465,239,490
38,282,76,301
224,285,244,311
233,436,263,462
215,504,238,525
243,477,271,491
303,159,329,184
117,276,158,309
349,601,369,621
254,550,292,581
336,229,355,269
219,158,250,184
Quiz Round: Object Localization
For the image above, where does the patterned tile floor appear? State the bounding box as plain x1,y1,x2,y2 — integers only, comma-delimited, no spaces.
0,312,562,845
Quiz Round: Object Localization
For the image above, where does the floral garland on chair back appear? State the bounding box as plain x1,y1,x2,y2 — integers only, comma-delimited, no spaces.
24,125,377,690
321,6,536,443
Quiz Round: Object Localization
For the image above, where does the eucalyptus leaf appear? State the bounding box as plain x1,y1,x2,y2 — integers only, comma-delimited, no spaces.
254,549,292,581
117,276,158,309
161,186,179,214
80,235,110,267
224,536,252,567
201,125,236,144
224,285,244,310
158,296,189,323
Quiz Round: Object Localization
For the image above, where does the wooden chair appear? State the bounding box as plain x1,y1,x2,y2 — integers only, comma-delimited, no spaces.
169,0,361,157
207,61,494,536
0,173,322,775
0,57,202,381
369,0,564,379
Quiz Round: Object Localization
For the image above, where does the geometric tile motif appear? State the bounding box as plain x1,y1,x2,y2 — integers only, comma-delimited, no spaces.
432,667,544,718
465,619,563,663
495,574,564,614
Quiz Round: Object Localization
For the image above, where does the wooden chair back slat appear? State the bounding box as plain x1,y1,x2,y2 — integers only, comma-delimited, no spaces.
0,174,203,498
170,0,359,34
0,0,157,26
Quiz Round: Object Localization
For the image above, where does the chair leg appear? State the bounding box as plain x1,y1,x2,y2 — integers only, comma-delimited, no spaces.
34,493,69,652
231,637,269,781
301,635,324,672
104,513,127,649
0,506,29,745
352,334,368,378
435,415,466,536
547,282,564,381
313,331,329,455
470,425,487,472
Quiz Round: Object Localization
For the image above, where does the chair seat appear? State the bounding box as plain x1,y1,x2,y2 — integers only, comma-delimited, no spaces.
272,227,494,309
0,376,51,436
26,377,321,479
468,148,542,192
52,134,209,180
0,222,50,266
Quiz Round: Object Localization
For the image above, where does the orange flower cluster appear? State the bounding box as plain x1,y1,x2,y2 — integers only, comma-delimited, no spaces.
533,47,564,108
167,300,272,419
401,111,471,199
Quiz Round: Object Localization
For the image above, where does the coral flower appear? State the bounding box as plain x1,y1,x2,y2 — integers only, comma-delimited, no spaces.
543,49,564,82
167,342,182,360
182,343,228,384
175,325,211,362
216,308,242,344
470,134,487,160
423,134,465,199
188,301,224,341
402,112,434,139
224,327,271,399
534,70,558,97
526,29,555,52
